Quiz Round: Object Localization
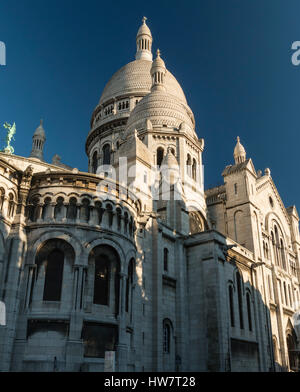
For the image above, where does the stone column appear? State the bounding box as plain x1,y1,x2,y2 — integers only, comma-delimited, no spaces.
49,202,55,221
67,265,85,372
1,196,8,219
88,205,96,226
62,203,68,222
76,204,81,224
0,237,26,371
116,273,128,371
24,265,35,309
36,204,43,223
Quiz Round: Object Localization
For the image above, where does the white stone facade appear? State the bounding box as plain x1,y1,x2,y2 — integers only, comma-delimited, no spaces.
0,18,299,372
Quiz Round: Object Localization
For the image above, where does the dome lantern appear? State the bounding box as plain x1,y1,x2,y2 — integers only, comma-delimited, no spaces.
234,136,246,164
150,49,166,92
135,16,153,61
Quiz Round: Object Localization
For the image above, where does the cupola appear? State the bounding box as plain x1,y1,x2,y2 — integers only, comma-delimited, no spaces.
135,17,153,61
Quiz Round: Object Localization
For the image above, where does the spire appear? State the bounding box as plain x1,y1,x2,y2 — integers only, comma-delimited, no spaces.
135,16,153,61
150,49,166,92
30,119,46,161
233,136,246,164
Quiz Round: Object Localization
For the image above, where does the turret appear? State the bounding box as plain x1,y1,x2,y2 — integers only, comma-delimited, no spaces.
30,120,46,161
233,136,246,164
150,49,166,92
135,17,153,61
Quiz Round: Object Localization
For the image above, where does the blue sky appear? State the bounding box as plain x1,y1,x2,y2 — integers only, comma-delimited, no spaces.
1,0,300,208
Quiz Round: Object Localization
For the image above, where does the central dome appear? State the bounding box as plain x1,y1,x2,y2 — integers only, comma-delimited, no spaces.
99,59,187,105
126,89,196,137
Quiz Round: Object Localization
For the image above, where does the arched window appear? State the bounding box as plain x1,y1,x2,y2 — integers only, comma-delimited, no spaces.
43,249,64,301
106,204,113,227
8,193,14,217
94,255,110,306
157,147,164,168
280,239,286,270
246,292,252,331
192,158,197,181
287,333,298,370
80,199,90,222
54,197,64,220
271,231,277,265
102,144,111,166
42,197,52,220
229,285,235,327
236,271,244,329
274,226,280,266
95,201,103,225
129,216,133,236
186,154,191,177
125,259,134,313
283,282,288,305
124,212,128,233
92,151,98,174
163,248,168,272
91,245,120,314
29,197,39,222
163,321,171,354
116,208,122,230
0,188,5,211
67,197,77,220
265,242,269,259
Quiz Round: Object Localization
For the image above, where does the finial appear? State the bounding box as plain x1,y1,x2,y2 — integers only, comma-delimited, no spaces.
237,136,240,143
40,119,43,126
156,49,161,58
142,16,147,24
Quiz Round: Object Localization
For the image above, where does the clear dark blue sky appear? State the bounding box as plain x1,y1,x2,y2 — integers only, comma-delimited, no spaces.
1,0,300,208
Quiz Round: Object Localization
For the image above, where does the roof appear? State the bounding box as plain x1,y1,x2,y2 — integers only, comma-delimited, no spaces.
99,60,187,105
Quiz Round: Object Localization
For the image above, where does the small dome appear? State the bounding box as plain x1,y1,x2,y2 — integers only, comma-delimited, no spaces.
151,49,166,69
137,17,152,38
34,120,45,138
126,89,196,138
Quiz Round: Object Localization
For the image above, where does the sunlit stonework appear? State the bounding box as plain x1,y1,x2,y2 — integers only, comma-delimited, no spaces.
0,18,299,372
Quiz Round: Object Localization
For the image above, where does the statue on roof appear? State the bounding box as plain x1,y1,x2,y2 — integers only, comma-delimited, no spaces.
2,122,16,154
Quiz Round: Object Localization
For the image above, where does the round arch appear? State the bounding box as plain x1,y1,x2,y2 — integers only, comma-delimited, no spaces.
265,212,288,243
85,237,126,272
26,230,84,266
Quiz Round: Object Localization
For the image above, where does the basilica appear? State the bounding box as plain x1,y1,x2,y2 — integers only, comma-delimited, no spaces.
0,18,299,372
